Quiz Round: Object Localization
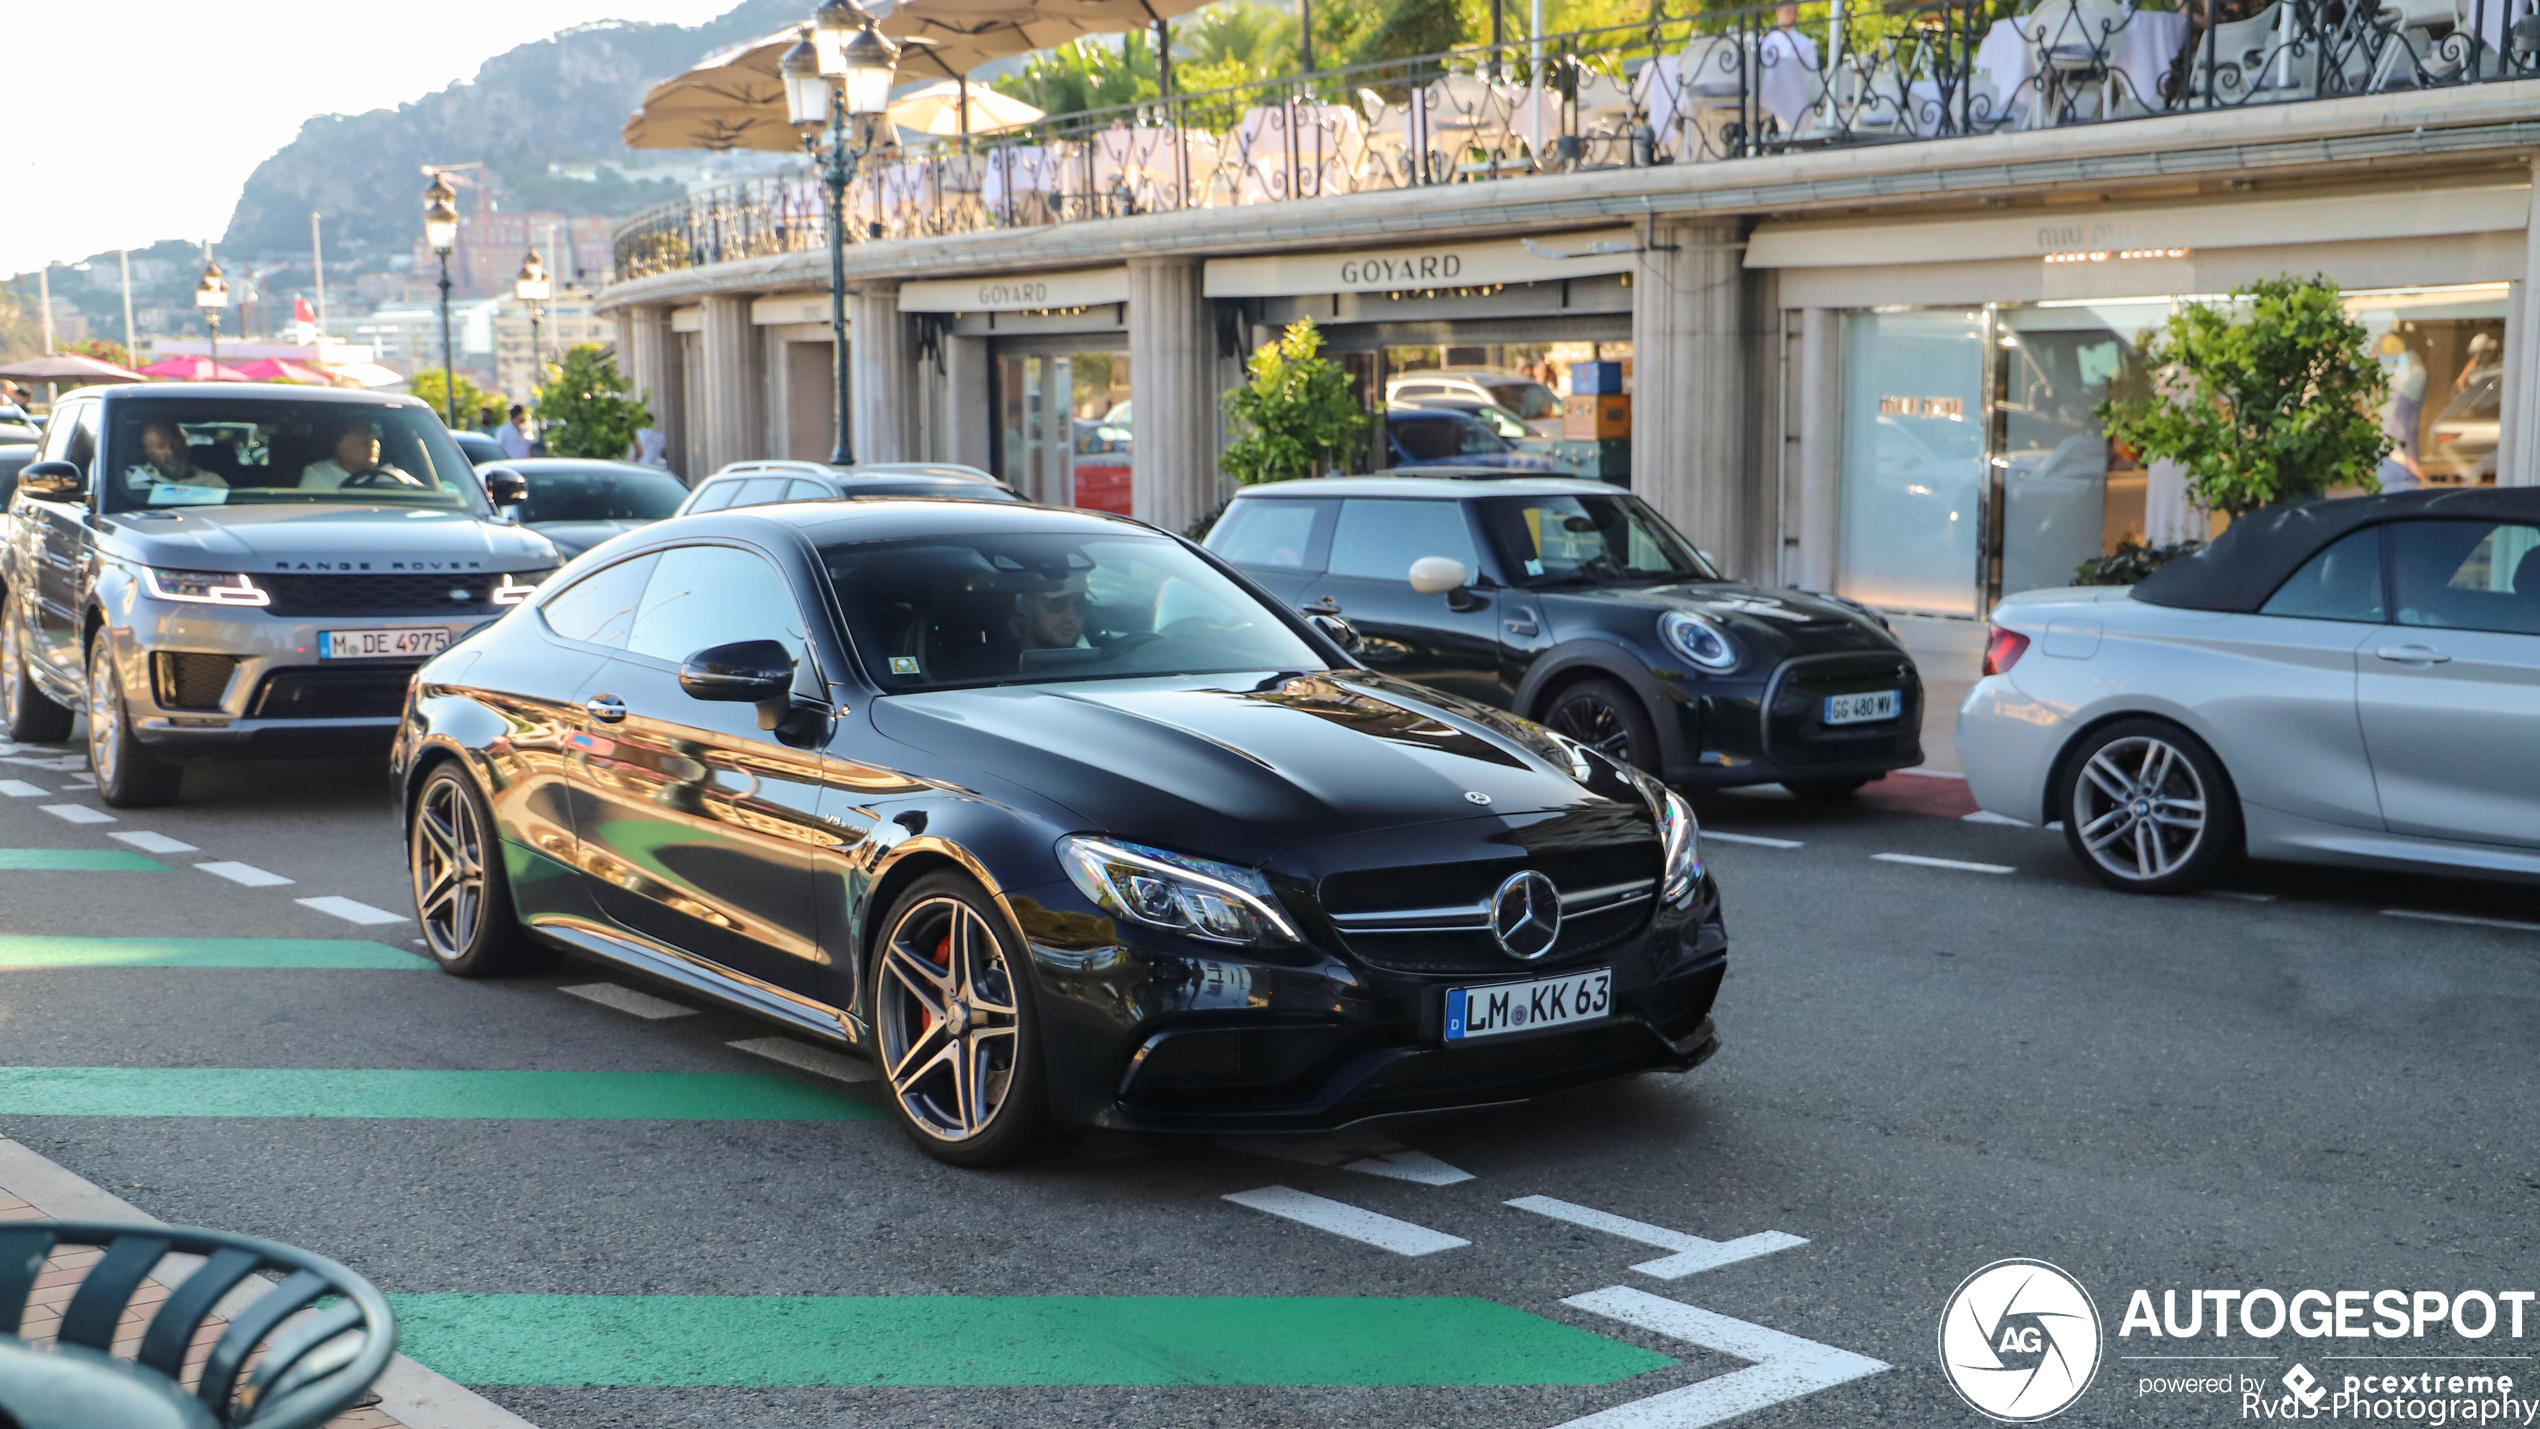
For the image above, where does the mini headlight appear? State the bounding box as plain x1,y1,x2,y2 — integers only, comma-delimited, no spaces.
140,568,270,607
491,571,549,606
1631,771,1705,906
1059,835,1300,945
1659,610,1738,673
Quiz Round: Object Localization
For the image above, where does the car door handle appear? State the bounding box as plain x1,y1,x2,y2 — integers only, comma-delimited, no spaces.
2374,644,2452,665
585,694,628,723
1504,616,1540,637
1301,598,1342,616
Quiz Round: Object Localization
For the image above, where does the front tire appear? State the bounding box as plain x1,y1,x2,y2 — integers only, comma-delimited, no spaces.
1,601,73,744
86,636,181,807
869,872,1052,1167
1543,678,1661,774
2059,718,2240,894
409,762,555,975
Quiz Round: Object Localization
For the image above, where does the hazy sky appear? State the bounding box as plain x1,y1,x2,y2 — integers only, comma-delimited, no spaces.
4,0,717,278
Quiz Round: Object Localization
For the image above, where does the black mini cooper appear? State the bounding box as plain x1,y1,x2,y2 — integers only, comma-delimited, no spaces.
1204,476,1922,796
394,498,1724,1164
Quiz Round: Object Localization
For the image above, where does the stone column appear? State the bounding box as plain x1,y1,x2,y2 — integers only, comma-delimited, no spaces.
1631,218,1764,577
697,293,760,474
1795,306,1842,592
848,284,908,463
1127,256,1218,534
623,306,684,477
943,334,993,472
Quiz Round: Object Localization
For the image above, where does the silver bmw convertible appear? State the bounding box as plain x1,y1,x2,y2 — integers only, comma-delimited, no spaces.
1957,487,2540,893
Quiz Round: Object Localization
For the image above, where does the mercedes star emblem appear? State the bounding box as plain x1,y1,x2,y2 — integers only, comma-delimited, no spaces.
1489,870,1562,960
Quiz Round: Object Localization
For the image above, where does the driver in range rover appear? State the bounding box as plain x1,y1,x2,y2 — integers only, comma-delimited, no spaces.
299,420,425,490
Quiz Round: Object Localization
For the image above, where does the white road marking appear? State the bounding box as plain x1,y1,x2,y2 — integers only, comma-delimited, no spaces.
1507,1196,1806,1279
1872,852,2014,875
196,861,292,887
1347,1150,1474,1185
1222,1186,1469,1256
1,755,87,771
0,780,46,797
728,1035,876,1082
560,982,697,1020
38,804,115,825
1701,831,1803,849
1960,810,2031,827
110,831,198,854
66,774,96,787
2382,908,2540,933
295,896,406,925
1222,1132,1476,1184
1893,766,1968,780
2206,890,2279,904
1554,1285,1889,1428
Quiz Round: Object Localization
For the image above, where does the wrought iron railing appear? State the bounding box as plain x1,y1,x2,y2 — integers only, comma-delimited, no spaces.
614,0,2540,282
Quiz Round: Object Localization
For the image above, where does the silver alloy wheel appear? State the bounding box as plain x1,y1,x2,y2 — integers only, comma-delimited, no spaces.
412,776,487,962
2072,735,2208,882
875,896,1020,1143
1,606,22,729
85,643,119,790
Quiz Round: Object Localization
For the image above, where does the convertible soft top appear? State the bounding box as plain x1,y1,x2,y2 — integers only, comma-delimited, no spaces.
2132,485,2540,612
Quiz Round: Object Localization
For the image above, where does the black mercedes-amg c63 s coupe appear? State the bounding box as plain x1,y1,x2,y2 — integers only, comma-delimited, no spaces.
392,497,1724,1164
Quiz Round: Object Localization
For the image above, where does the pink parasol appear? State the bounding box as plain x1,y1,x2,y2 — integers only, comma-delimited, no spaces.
137,356,253,382
231,358,334,385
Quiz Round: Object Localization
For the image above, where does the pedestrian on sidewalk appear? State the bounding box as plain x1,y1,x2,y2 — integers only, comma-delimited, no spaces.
499,403,537,459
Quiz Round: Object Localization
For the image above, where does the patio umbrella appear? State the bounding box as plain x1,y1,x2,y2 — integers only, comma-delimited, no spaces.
232,357,333,385
136,356,252,382
887,79,1044,135
0,352,146,385
322,360,405,390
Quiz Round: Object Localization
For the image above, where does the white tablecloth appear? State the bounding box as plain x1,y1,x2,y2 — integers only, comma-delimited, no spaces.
1976,6,2188,116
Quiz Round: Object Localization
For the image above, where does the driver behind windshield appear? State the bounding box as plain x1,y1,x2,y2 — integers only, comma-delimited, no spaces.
300,421,423,490
1016,581,1090,653
121,421,227,494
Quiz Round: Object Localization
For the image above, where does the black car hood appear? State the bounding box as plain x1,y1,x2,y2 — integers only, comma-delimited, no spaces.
98,503,559,574
1547,579,1897,655
872,671,1639,865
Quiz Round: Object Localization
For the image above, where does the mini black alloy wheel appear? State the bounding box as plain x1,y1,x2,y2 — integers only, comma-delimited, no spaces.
2062,719,2239,894
408,764,551,975
1544,678,1657,773
871,873,1050,1165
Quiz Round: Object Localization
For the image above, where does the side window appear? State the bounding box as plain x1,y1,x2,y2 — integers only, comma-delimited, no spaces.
685,481,740,514
2390,519,2540,636
1327,499,1481,581
1204,498,1329,570
625,545,809,665
2260,528,2384,624
41,403,97,474
1392,418,1457,463
538,554,659,648
727,477,790,509
785,479,830,502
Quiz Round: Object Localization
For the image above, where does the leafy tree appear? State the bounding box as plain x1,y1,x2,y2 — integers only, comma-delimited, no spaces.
1350,0,1470,67
996,31,1162,118
64,337,134,369
535,345,652,460
1220,320,1370,485
409,370,503,429
2094,275,2390,518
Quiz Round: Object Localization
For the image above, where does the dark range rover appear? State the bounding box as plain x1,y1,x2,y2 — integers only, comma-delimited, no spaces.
1204,475,1923,795
1,384,559,805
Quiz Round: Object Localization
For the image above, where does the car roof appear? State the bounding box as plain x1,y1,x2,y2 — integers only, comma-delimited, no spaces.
705,459,1000,486
84,383,434,410
2135,485,2540,613
493,457,664,472
1231,474,1623,498
699,497,1153,545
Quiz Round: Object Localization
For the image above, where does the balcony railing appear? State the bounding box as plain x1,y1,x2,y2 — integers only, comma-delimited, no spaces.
614,0,2540,282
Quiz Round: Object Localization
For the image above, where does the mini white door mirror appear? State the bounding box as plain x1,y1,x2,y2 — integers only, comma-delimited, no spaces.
1408,556,1471,595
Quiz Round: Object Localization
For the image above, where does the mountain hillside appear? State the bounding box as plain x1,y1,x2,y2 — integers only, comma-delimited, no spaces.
223,0,800,258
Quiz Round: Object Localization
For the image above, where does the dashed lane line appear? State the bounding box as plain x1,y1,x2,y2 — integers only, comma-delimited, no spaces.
728,1035,876,1084
2206,890,2279,904
37,804,113,825
109,831,198,854
196,861,292,887
1555,1286,1890,1428
1871,852,2015,875
0,780,45,797
1701,831,1804,849
1223,1186,1471,1256
560,982,697,1020
2382,908,2540,933
1507,1197,1807,1280
295,895,408,926
1960,810,2032,827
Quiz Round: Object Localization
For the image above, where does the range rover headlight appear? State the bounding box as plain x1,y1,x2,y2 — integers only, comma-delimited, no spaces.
140,568,270,607
1659,610,1739,674
1059,836,1300,945
1631,771,1705,906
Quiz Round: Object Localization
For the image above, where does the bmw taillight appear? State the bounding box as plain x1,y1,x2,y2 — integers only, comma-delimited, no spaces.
1982,626,2031,677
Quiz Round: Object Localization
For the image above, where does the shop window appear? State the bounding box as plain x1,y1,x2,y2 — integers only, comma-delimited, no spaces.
1837,310,1987,617
994,349,1131,514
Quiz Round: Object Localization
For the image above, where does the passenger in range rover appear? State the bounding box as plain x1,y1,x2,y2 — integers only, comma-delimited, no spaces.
122,421,227,495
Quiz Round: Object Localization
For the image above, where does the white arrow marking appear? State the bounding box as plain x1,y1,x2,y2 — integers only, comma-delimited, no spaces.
1508,1196,1806,1279
1223,1186,1469,1256
1555,1286,1889,1428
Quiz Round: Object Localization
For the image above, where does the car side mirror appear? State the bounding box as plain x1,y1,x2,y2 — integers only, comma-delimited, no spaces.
1407,556,1470,595
678,639,795,705
482,467,527,510
18,461,83,502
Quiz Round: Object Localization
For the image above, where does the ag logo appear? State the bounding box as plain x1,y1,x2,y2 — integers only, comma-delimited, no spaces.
1939,1259,2102,1422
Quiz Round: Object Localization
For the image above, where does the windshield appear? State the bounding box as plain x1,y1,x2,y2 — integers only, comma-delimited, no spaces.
101,398,488,515
1483,381,1561,420
514,465,691,524
1478,493,1718,587
821,531,1325,691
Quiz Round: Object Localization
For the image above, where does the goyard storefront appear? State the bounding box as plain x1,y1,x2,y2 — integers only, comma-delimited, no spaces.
900,266,1135,514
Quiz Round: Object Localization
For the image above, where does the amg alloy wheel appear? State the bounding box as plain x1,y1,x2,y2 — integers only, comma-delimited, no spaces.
1,602,73,744
2062,719,2239,894
85,637,181,807
409,763,552,975
1544,678,1658,773
871,873,1049,1165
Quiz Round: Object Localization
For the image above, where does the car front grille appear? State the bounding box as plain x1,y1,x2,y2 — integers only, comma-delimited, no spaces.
1318,842,1660,975
1762,653,1922,769
247,663,421,720
151,652,240,710
260,573,500,617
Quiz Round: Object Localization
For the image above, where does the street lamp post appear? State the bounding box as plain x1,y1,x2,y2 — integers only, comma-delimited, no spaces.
194,260,229,368
783,2,900,466
514,249,550,395
423,173,462,426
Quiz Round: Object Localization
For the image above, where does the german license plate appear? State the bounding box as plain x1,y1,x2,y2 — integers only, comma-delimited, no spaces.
1445,968,1611,1042
1823,688,1900,725
318,628,451,660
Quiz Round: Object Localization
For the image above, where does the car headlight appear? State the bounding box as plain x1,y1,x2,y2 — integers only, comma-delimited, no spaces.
1059,836,1300,945
140,568,270,607
1659,610,1739,673
491,571,551,606
1631,771,1705,906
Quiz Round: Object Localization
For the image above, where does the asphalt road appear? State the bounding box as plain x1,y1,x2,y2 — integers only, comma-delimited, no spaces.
2,742,2534,1429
